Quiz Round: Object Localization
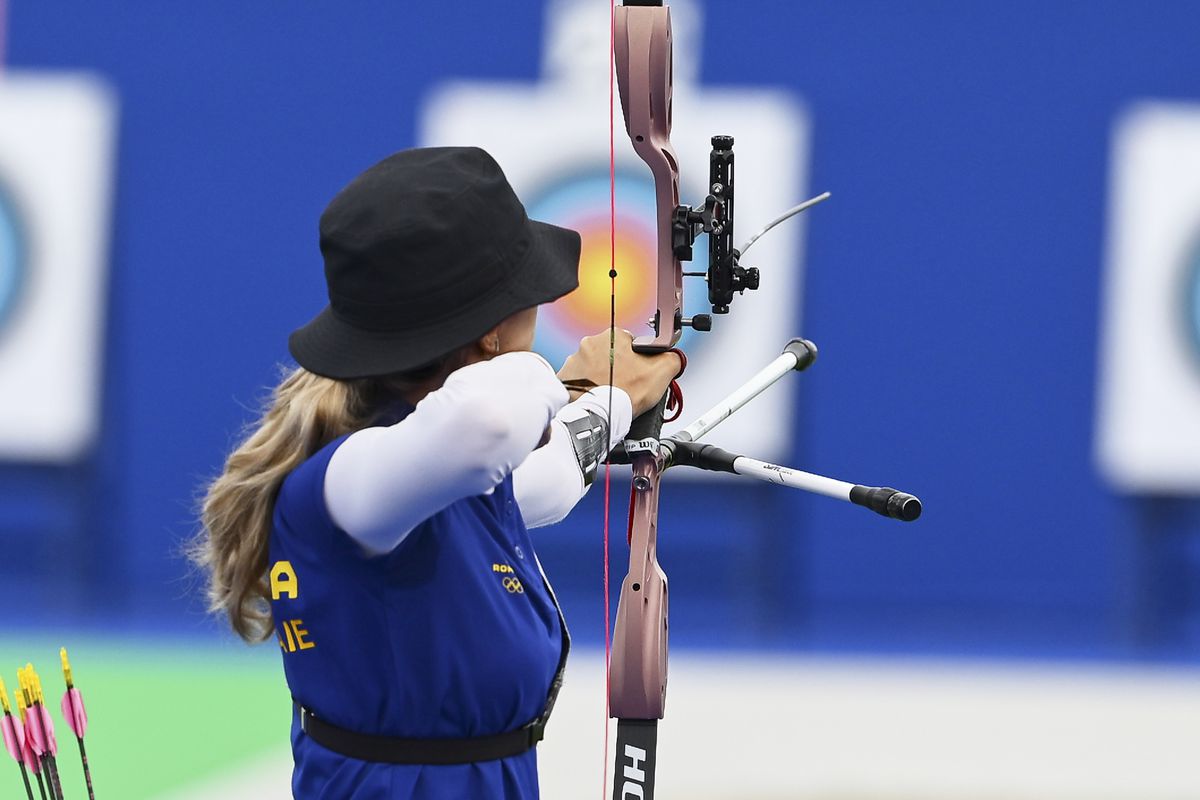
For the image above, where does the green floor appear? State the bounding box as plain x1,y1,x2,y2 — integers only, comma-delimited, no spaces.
0,635,290,799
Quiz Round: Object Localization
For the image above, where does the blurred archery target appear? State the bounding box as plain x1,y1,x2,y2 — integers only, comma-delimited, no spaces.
0,179,23,337
0,73,117,461
419,0,810,464
1097,103,1200,492
528,172,712,369
1188,242,1200,370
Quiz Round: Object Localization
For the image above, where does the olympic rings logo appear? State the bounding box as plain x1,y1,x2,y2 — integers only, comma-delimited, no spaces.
502,576,524,594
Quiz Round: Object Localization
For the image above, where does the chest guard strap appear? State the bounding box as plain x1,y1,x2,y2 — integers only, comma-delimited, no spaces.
297,703,549,765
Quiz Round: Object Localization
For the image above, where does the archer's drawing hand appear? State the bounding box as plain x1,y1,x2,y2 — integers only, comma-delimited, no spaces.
558,330,683,418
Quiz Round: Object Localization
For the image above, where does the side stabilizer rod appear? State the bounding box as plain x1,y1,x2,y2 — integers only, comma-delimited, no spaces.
674,338,817,445
666,441,922,522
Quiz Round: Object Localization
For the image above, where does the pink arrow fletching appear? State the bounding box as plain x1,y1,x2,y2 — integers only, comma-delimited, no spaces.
36,705,56,756
22,706,44,756
60,689,87,738
1,715,23,763
21,728,37,771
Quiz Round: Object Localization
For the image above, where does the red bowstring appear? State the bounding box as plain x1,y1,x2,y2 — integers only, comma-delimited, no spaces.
602,1,616,798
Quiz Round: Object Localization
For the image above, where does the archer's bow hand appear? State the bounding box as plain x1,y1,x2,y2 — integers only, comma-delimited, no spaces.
558,330,683,417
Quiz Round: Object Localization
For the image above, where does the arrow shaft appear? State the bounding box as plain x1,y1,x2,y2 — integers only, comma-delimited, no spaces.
76,737,94,800
42,755,62,800
18,760,34,800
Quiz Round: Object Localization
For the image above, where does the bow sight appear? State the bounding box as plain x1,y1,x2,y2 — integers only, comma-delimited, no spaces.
674,135,758,330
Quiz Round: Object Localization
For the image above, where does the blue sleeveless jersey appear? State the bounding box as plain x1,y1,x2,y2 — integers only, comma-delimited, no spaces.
267,407,566,799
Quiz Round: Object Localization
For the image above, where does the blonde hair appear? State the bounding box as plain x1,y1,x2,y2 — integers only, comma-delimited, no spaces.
193,366,406,642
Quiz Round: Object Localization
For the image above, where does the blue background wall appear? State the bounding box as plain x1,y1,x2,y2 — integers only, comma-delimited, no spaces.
4,0,1199,659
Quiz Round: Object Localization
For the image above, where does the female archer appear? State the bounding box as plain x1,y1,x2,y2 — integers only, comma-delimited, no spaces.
192,146,681,799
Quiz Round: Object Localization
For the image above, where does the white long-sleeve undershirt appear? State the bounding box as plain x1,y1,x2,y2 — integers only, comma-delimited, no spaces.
323,351,633,555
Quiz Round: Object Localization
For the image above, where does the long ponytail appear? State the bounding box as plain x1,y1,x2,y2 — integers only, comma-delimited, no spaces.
192,367,382,642
194,345,472,643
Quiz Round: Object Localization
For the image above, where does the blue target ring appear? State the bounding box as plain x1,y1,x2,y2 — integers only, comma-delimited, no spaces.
1188,239,1200,373
0,181,25,335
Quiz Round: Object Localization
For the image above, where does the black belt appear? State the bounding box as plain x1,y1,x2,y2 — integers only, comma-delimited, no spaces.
298,554,571,766
297,704,547,765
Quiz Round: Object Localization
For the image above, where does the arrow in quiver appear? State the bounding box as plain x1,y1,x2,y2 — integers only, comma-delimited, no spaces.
14,676,47,800
60,649,95,800
0,676,35,800
19,666,62,800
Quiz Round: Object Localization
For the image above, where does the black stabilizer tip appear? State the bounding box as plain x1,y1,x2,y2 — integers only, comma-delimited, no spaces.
849,485,922,522
890,493,922,522
783,338,818,371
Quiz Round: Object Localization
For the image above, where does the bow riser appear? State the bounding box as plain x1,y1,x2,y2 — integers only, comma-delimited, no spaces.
614,3,682,352
609,4,677,797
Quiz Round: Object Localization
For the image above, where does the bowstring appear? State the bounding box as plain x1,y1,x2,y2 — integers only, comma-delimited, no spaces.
602,1,617,798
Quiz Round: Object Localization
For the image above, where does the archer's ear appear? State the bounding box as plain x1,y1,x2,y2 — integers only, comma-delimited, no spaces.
475,326,502,358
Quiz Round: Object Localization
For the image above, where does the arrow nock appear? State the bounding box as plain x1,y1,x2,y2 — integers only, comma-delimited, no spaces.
23,665,44,705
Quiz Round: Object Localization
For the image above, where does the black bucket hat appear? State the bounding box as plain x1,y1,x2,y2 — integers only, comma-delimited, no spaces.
288,147,581,379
